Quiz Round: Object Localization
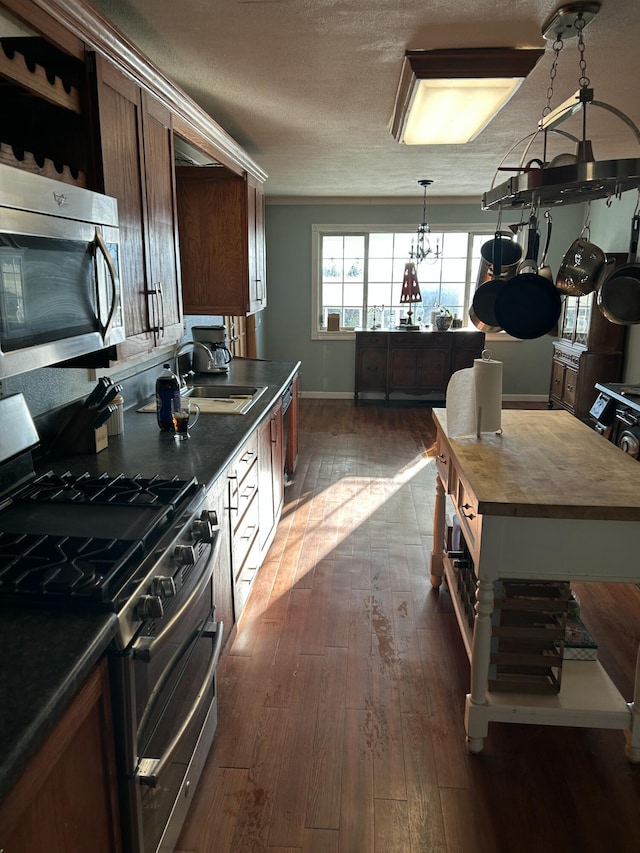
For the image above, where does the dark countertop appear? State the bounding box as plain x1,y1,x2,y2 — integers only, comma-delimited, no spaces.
0,357,300,806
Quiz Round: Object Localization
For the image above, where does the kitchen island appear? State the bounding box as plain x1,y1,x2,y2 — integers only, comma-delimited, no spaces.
430,408,640,757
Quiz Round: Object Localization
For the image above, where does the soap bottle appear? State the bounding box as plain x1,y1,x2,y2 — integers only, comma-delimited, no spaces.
156,363,180,431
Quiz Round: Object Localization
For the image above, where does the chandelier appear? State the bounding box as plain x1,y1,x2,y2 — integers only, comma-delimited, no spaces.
409,179,440,263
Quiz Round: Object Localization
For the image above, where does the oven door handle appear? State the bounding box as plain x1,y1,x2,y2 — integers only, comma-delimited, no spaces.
132,534,220,663
136,618,223,788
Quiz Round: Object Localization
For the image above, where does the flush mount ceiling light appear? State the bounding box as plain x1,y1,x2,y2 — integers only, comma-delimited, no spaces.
390,47,545,145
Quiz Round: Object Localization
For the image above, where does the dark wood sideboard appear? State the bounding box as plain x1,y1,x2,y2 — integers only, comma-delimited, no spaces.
354,329,485,404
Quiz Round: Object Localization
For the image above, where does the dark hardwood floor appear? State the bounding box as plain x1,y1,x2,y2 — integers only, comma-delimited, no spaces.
177,400,640,853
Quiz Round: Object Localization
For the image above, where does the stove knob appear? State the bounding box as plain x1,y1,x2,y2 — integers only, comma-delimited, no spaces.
192,518,213,542
200,509,219,527
174,544,197,567
152,575,176,599
136,594,164,620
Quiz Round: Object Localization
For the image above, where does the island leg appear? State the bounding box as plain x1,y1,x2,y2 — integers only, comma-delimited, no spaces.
626,644,640,763
465,574,495,753
430,474,446,587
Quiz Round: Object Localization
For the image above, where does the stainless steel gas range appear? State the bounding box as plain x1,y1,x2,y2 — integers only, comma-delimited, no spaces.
591,383,640,458
0,393,223,853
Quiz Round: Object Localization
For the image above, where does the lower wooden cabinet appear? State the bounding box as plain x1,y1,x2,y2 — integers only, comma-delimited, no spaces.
354,329,485,403
549,343,624,421
258,399,284,553
0,659,121,853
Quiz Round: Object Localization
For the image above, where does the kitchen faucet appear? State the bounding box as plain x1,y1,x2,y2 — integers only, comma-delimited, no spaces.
173,340,215,389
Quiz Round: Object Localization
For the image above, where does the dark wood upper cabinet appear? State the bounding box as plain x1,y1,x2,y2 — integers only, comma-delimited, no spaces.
176,165,266,316
91,53,183,357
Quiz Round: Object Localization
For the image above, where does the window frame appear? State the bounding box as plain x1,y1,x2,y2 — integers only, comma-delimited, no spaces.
311,222,509,341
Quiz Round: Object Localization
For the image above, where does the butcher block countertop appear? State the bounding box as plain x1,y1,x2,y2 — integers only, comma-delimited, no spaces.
433,408,640,521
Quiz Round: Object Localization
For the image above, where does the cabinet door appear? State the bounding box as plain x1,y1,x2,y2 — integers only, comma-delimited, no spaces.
258,401,283,552
93,57,182,357
389,346,418,389
176,166,267,316
140,91,183,342
550,359,564,404
208,477,234,648
357,345,387,391
0,661,121,853
93,56,150,351
562,366,578,410
416,346,449,391
248,177,267,313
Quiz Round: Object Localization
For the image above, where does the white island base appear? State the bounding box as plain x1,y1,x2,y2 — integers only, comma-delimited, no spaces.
430,408,640,761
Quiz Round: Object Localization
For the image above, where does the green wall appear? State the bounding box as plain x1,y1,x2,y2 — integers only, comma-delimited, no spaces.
261,199,587,397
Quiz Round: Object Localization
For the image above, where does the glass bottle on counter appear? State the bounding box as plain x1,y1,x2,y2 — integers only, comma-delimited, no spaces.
156,363,180,431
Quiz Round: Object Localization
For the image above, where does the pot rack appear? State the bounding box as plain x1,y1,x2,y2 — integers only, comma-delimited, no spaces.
482,2,640,212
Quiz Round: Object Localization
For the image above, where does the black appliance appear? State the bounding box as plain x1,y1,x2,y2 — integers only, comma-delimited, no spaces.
591,383,640,458
0,393,223,853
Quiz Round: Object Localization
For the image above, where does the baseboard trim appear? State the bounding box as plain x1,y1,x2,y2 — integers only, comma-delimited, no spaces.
299,391,549,403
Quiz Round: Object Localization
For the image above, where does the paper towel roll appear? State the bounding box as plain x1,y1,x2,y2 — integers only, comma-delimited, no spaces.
474,355,502,434
445,353,502,437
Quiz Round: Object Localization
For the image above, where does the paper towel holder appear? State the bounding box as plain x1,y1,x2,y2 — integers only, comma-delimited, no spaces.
476,349,503,438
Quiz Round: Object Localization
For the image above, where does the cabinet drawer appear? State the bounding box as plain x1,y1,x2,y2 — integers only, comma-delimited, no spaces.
455,478,479,551
234,534,261,616
230,458,258,531
233,491,259,573
357,332,386,348
435,437,450,490
230,433,258,485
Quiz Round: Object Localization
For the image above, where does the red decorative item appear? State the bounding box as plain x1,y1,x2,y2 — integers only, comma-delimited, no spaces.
400,262,422,329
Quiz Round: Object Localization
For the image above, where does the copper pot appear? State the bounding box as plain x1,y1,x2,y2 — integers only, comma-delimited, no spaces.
556,235,607,297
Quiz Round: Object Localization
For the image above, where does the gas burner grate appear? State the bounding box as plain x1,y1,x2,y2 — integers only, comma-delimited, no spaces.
0,531,145,602
17,471,192,508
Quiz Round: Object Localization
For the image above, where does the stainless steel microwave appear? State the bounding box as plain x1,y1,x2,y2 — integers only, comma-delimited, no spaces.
0,164,125,379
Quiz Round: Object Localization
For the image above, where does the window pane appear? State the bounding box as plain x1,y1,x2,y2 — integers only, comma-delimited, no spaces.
314,226,495,336
369,233,394,257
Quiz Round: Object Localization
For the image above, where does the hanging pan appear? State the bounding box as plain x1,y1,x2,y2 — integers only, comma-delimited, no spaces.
597,214,640,325
556,206,609,297
469,224,523,333
494,213,562,340
469,231,506,333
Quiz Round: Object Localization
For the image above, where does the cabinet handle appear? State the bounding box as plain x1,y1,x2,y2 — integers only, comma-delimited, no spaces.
461,502,476,520
437,453,447,464
554,377,561,385
157,281,165,334
566,383,574,392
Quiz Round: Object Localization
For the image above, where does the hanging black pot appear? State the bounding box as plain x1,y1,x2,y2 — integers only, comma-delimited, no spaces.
494,214,562,339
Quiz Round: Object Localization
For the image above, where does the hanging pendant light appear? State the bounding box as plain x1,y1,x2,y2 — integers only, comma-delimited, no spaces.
409,179,440,264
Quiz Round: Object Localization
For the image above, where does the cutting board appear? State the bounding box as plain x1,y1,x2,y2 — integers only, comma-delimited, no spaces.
137,396,252,415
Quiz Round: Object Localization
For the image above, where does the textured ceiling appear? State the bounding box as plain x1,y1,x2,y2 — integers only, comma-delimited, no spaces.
88,0,640,200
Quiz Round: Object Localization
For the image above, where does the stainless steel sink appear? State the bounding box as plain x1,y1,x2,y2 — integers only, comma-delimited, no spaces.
182,384,268,414
185,385,266,399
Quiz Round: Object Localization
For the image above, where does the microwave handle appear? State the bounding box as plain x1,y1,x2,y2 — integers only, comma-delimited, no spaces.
94,227,119,342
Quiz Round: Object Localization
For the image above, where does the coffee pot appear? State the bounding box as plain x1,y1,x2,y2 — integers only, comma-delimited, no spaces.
191,325,233,372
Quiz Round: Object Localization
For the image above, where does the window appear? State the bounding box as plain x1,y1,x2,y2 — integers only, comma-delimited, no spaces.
311,224,496,338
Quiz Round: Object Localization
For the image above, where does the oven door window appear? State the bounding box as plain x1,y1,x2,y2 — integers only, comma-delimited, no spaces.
0,234,99,351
